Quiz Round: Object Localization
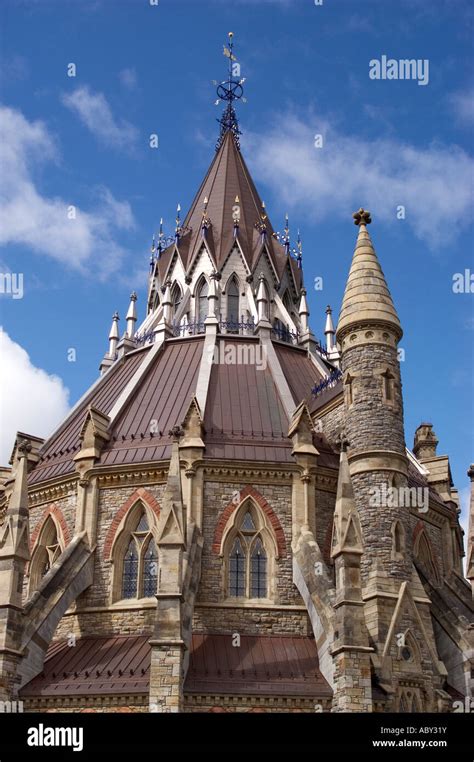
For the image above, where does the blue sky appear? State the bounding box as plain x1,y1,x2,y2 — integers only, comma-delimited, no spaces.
0,0,473,536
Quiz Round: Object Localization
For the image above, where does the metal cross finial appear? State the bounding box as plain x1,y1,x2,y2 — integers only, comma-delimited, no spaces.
353,208,372,226
214,33,246,151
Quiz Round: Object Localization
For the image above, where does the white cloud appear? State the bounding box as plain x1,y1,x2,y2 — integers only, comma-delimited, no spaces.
449,87,474,126
244,113,474,248
0,105,135,274
62,85,139,151
0,329,70,466
119,68,137,91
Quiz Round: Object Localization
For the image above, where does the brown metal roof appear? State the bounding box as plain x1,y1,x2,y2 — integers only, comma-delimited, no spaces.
204,338,292,463
20,633,331,700
29,349,149,485
158,131,300,284
275,344,324,407
100,337,203,466
20,635,150,697
186,634,332,697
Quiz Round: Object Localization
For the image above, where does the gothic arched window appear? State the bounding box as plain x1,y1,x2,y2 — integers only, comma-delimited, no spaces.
29,515,63,594
225,505,271,600
119,509,158,600
170,282,182,322
196,278,209,327
415,530,440,584
227,277,240,333
391,520,405,560
282,290,293,317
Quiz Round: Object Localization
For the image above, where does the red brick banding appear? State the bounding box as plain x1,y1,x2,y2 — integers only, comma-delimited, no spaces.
30,503,71,551
103,487,161,560
212,485,286,557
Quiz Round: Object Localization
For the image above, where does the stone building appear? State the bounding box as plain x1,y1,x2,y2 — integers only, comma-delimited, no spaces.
0,37,472,713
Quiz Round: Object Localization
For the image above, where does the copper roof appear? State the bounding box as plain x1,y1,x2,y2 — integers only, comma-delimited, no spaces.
157,131,301,284
28,333,337,486
20,635,150,697
184,633,332,697
204,338,292,463
20,633,331,700
100,337,203,467
275,344,322,407
29,349,149,485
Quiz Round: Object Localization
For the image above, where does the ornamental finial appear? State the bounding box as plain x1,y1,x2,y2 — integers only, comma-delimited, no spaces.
214,32,246,150
353,208,372,226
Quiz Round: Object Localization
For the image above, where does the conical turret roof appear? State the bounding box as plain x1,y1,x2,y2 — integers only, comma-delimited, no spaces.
337,209,402,340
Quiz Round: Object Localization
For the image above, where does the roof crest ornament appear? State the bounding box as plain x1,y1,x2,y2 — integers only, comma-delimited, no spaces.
214,32,246,150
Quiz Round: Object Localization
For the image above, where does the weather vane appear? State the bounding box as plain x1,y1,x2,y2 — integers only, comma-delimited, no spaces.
213,32,247,150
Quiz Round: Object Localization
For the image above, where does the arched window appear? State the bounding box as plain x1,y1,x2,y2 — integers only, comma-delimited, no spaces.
414,529,440,584
196,278,208,327
225,505,272,600
391,520,405,560
170,282,182,322
29,515,63,593
381,368,395,403
229,537,246,597
282,290,293,317
119,509,159,600
227,277,240,333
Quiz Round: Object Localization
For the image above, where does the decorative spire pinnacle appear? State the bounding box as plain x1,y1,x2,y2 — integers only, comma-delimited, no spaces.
201,196,211,236
108,312,119,358
337,210,402,343
232,194,240,237
126,292,137,338
255,201,267,238
296,229,303,269
298,288,309,333
214,32,246,150
353,208,372,227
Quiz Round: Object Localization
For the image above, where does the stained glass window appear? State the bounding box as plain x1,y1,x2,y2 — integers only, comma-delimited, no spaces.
122,538,139,599
229,538,245,597
143,539,158,597
251,538,267,598
135,512,149,533
241,511,256,531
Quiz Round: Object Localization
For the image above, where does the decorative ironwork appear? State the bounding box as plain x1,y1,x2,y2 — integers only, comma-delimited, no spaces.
271,324,299,344
272,216,303,267
219,316,255,335
311,369,343,397
150,218,175,267
134,329,155,347
172,320,205,337
214,32,246,150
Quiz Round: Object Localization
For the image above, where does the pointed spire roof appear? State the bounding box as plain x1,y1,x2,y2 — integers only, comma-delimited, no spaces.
156,131,294,280
337,209,402,341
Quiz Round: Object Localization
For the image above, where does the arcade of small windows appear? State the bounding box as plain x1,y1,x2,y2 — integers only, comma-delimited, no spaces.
226,508,270,599
119,510,159,600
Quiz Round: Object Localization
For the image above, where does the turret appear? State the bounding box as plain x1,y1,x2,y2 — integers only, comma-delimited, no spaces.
336,209,409,582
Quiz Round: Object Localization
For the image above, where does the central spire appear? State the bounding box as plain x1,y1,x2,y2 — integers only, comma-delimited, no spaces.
214,32,246,151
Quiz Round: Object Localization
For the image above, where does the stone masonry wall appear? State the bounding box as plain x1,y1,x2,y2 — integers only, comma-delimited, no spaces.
198,480,300,605
78,484,165,610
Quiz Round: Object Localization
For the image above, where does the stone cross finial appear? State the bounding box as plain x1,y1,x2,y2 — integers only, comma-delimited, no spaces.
337,430,350,452
353,208,372,226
